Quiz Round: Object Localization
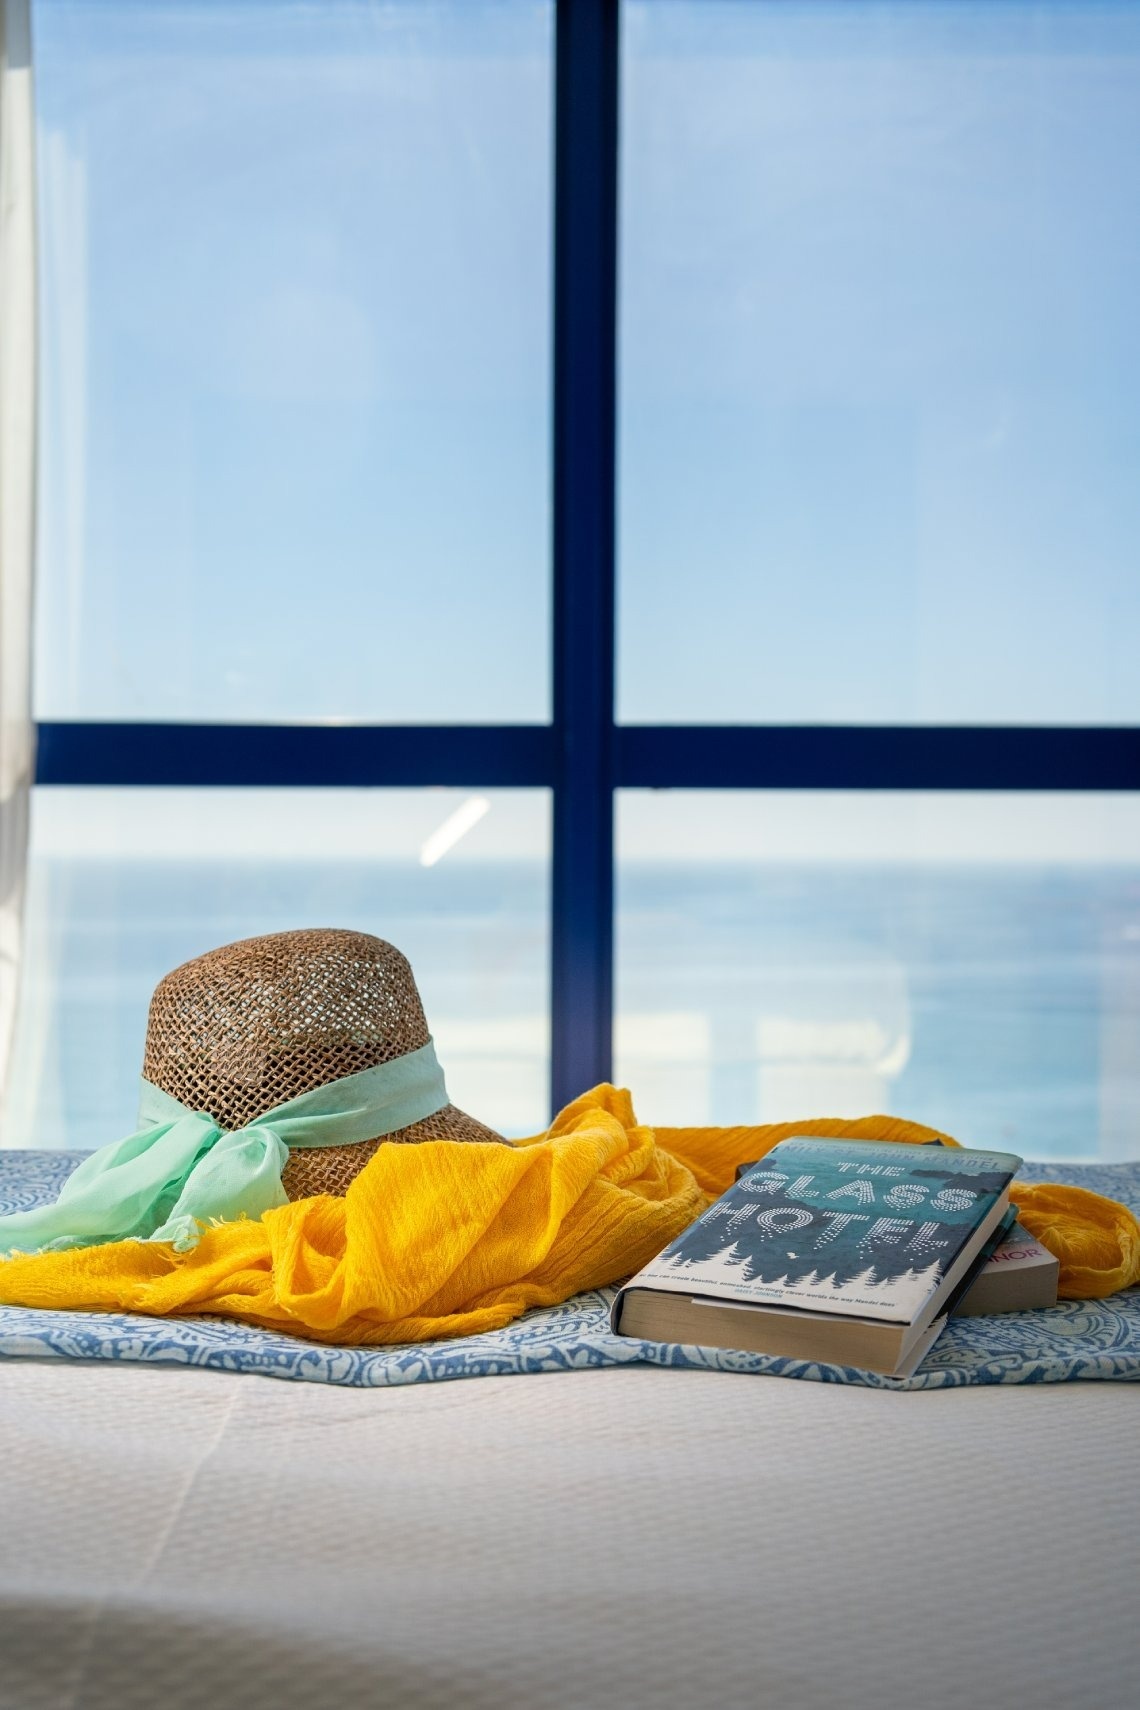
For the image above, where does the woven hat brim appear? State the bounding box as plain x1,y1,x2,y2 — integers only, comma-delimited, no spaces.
280,1103,507,1201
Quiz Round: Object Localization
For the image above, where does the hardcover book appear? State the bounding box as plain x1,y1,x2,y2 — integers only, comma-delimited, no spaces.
955,1219,1059,1316
612,1136,1021,1378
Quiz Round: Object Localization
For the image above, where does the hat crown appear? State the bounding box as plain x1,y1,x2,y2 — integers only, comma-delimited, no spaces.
142,928,431,1132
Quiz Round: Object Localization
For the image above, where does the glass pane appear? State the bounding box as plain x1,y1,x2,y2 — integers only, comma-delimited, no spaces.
33,0,552,722
616,790,1140,1159
6,787,549,1148
619,1,1140,724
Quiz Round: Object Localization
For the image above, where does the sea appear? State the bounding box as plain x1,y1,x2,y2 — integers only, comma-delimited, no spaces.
6,858,1140,1163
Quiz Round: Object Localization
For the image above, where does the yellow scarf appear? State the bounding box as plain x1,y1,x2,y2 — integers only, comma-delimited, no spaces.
1,1086,1135,1344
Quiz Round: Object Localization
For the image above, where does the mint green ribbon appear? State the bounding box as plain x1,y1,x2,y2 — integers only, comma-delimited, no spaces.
0,1039,450,1258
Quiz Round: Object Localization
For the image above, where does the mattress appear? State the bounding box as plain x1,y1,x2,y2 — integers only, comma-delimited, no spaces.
1,1358,1136,1710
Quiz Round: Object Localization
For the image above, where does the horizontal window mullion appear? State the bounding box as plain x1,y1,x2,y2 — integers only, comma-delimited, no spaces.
36,722,1140,793
34,722,557,789
616,726,1140,792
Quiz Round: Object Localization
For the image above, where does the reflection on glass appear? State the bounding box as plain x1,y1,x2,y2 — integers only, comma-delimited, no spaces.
616,791,1140,1160
34,0,552,721
7,788,550,1147
619,1,1140,724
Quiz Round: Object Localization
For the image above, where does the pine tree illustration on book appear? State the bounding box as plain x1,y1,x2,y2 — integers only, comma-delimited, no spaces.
612,1137,1022,1379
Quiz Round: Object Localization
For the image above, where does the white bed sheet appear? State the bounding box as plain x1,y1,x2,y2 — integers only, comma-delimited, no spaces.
0,1361,1136,1710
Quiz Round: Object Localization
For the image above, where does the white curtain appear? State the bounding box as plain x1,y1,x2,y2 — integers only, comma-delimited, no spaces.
0,0,36,1123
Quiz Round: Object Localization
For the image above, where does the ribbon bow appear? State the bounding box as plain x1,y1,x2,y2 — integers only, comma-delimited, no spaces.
0,1040,450,1256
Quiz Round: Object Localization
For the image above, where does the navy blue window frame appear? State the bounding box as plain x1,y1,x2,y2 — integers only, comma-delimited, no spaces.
32,0,1140,1116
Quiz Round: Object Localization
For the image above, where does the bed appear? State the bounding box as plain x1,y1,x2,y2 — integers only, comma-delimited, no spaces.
1,1355,1136,1710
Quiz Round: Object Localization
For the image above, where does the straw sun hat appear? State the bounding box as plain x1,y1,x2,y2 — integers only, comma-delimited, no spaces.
0,925,510,1263
143,926,506,1199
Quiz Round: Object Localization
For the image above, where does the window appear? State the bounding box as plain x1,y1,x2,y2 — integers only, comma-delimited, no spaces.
22,0,1140,1159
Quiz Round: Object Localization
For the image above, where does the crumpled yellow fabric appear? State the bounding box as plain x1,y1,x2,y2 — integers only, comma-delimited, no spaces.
0,1086,1136,1344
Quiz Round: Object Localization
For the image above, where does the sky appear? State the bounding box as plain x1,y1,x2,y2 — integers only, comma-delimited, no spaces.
618,0,1140,724
33,0,554,725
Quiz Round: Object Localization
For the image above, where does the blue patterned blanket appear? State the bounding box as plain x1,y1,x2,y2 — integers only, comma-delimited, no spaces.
0,1151,1136,1390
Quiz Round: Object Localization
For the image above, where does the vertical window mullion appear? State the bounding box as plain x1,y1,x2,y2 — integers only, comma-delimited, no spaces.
550,0,619,1112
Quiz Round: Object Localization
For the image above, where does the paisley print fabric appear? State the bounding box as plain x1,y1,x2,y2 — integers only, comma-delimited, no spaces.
0,1150,1136,1390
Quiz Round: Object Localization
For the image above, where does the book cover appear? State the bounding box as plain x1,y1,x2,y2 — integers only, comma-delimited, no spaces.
633,1137,1022,1325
